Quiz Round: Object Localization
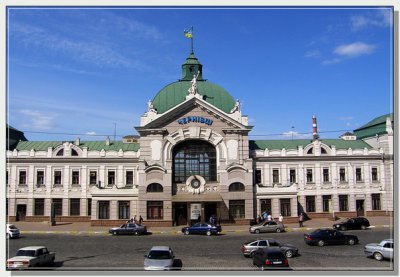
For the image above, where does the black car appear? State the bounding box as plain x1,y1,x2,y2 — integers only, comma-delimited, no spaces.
109,223,147,235
333,217,370,231
304,228,359,247
252,248,290,270
181,222,222,236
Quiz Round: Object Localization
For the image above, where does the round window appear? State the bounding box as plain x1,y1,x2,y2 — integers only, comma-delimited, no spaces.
191,178,201,189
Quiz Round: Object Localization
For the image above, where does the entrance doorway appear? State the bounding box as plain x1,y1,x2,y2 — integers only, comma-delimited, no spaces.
356,200,364,216
204,202,217,223
16,205,26,221
173,203,188,226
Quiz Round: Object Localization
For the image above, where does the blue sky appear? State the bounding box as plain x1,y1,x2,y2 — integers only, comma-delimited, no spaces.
7,7,393,141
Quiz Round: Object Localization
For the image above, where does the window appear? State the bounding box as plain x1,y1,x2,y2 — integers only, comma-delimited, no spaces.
87,198,92,216
118,201,130,219
126,171,134,185
229,200,245,219
260,199,271,215
56,149,64,156
356,167,362,182
71,149,78,156
323,195,331,212
280,199,291,217
98,201,110,219
36,170,45,186
52,199,63,216
173,140,216,183
89,171,97,185
229,182,245,192
19,170,27,185
70,199,80,216
147,183,163,192
371,167,378,181
307,148,313,154
321,147,327,154
54,170,62,186
371,194,381,210
272,169,280,183
255,169,262,184
269,240,280,247
339,168,346,182
306,169,313,183
258,240,267,246
6,170,9,186
306,196,316,212
339,195,348,211
108,171,115,186
147,201,163,219
72,170,80,185
323,168,330,182
289,169,296,183
34,199,45,216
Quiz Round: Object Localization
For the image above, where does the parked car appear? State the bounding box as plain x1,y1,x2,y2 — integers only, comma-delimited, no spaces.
144,246,175,271
181,222,221,236
333,217,370,231
304,228,359,247
249,220,285,234
7,246,55,269
109,222,147,235
241,238,299,258
364,239,394,261
7,224,20,239
252,248,290,270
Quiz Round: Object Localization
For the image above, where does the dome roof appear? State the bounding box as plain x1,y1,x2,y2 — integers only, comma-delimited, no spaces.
151,53,236,114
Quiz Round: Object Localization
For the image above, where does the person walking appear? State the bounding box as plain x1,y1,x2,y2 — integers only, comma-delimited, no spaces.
256,214,261,224
139,215,143,225
278,214,283,224
267,214,272,221
262,211,268,221
299,213,304,227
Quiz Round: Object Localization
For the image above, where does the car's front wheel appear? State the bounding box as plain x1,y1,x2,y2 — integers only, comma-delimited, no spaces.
340,226,346,231
255,229,260,234
360,225,366,230
318,240,325,247
134,231,139,236
276,228,282,233
184,230,189,235
206,230,211,236
373,252,383,261
285,250,294,258
113,231,118,235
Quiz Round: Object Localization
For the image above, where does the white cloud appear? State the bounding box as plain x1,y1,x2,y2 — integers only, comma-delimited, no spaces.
339,116,354,121
19,109,57,130
322,58,342,65
350,10,392,31
282,131,309,139
333,42,375,57
305,50,321,58
86,131,97,136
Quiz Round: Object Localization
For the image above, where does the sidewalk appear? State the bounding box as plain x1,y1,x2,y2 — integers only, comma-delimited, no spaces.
8,216,393,235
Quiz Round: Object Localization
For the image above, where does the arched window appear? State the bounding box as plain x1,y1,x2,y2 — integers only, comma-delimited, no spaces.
173,140,216,183
71,149,79,156
307,148,313,154
229,182,245,192
321,147,327,154
147,183,163,193
56,149,64,156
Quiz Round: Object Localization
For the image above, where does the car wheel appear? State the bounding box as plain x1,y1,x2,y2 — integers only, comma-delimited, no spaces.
285,250,294,258
340,226,346,231
318,240,325,247
276,228,281,233
185,230,190,235
113,231,117,235
261,265,265,271
360,225,366,230
206,230,211,236
373,252,383,261
348,238,355,245
134,231,139,236
255,229,260,234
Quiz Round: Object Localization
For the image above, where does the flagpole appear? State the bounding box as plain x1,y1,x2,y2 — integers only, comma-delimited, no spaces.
191,26,194,54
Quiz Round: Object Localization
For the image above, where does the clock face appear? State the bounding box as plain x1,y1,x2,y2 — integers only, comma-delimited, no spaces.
191,178,201,189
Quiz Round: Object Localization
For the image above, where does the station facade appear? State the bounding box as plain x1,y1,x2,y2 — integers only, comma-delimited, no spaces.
6,52,394,226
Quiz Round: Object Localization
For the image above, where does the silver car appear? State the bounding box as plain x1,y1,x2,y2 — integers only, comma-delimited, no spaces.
364,239,394,261
144,246,175,270
249,220,285,234
241,238,299,258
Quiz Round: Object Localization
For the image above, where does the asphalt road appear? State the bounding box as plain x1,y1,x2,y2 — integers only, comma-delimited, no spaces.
7,228,394,272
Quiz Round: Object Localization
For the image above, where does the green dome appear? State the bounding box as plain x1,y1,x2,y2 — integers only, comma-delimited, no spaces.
152,80,236,114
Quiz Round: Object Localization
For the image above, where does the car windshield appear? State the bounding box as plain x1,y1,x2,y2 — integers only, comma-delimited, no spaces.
16,250,36,257
266,252,285,259
147,250,172,260
8,225,18,230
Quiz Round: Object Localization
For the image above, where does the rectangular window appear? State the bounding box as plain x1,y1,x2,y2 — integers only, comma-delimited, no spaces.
70,199,80,216
54,170,62,185
19,170,27,185
260,199,271,215
98,201,110,219
126,171,134,185
272,169,280,183
87,198,92,216
72,170,80,185
356,167,362,182
306,196,316,212
372,194,381,210
34,199,45,216
118,201,130,219
89,171,97,185
53,199,63,216
323,195,331,212
255,169,262,184
306,169,313,183
280,198,291,217
147,201,163,220
36,170,45,186
108,171,115,186
371,167,378,181
229,200,245,219
6,170,9,186
339,195,348,211
323,168,330,182
339,168,346,182
289,169,296,183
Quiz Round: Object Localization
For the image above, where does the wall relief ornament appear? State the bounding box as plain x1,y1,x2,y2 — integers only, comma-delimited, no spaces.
186,175,206,194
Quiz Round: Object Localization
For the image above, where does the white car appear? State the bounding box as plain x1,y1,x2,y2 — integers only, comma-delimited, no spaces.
6,224,20,239
7,246,55,269
364,239,394,261
144,246,175,270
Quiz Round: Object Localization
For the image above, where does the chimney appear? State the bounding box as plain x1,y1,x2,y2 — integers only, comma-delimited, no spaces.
75,137,80,146
312,115,319,140
105,136,110,146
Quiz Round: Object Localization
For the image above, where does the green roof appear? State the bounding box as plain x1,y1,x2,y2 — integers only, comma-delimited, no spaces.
250,139,372,151
353,113,393,139
152,80,236,114
14,141,140,152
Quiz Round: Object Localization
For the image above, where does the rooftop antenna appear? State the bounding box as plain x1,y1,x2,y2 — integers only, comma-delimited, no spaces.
291,126,295,140
113,123,116,141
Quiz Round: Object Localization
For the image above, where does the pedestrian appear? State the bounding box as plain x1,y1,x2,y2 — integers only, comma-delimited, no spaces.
267,214,272,221
262,210,268,220
278,214,283,224
299,213,304,227
256,214,261,224
133,215,137,223
129,217,133,223
139,215,143,225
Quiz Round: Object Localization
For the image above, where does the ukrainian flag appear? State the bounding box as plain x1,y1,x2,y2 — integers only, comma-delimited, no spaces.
184,29,193,38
